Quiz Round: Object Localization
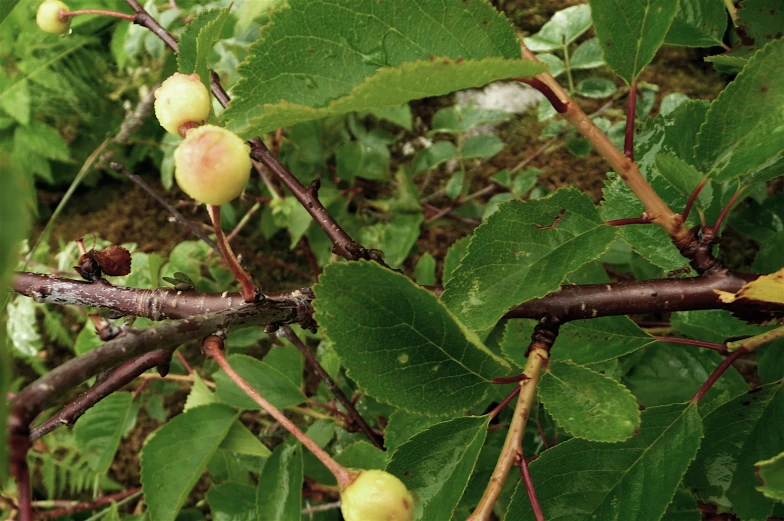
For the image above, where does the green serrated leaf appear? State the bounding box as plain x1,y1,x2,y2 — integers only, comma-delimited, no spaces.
443,235,471,286
387,416,489,521
220,422,272,458
501,316,656,367
256,442,303,521
177,8,231,88
538,361,640,442
226,0,528,135
575,78,618,99
228,58,545,138
74,392,134,474
671,309,774,344
655,153,712,209
213,354,305,411
736,0,784,51
442,188,618,331
624,342,747,407
756,451,784,502
665,0,728,47
506,403,703,521
335,441,388,471
207,482,256,521
141,404,239,521
589,0,680,84
685,381,783,517
662,488,701,521
571,38,605,69
314,261,509,416
696,38,784,183
384,410,442,454
523,5,593,52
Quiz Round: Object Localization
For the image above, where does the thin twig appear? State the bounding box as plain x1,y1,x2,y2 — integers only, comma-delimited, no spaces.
34,488,141,520
111,163,220,254
207,205,260,302
60,9,136,21
519,455,545,521
726,325,784,352
624,80,638,161
280,327,384,449
653,336,728,353
467,321,559,521
487,386,521,420
202,336,356,488
712,188,745,234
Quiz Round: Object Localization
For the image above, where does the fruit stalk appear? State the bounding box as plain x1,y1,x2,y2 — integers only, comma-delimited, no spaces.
207,205,259,303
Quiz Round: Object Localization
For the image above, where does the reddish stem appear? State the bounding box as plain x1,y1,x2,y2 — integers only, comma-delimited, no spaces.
653,336,728,353
624,81,638,161
493,374,531,384
681,178,708,223
691,347,748,403
487,386,521,420
60,9,136,21
712,188,745,234
175,351,193,374
519,455,545,521
207,205,260,303
607,216,653,226
202,336,356,489
516,78,569,113
534,417,551,450
34,488,141,520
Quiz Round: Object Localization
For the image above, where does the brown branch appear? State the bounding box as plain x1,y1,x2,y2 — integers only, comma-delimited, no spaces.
111,163,220,254
34,488,141,520
125,0,179,52
13,269,759,323
280,327,384,450
29,348,176,441
468,320,559,521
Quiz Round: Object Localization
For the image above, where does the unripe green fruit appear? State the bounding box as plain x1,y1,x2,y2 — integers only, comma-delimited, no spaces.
154,73,211,136
173,125,251,206
340,470,414,521
36,0,70,35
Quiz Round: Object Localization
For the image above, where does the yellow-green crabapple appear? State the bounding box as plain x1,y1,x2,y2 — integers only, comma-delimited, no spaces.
154,73,212,136
36,0,71,35
340,469,414,521
173,125,252,206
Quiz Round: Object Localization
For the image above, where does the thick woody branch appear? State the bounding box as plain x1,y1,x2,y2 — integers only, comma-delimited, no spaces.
13,270,758,323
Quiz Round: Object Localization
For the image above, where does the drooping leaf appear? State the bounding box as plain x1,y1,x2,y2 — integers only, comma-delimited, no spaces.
505,403,703,521
387,416,489,521
523,5,593,52
255,442,303,521
589,0,680,83
756,451,784,502
685,382,783,518
141,404,238,521
213,354,306,411
624,342,747,407
665,0,728,47
225,0,533,137
74,392,134,474
696,38,784,184
501,316,656,367
177,8,232,88
227,58,545,138
207,482,256,521
442,188,618,332
538,361,640,442
314,261,509,416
